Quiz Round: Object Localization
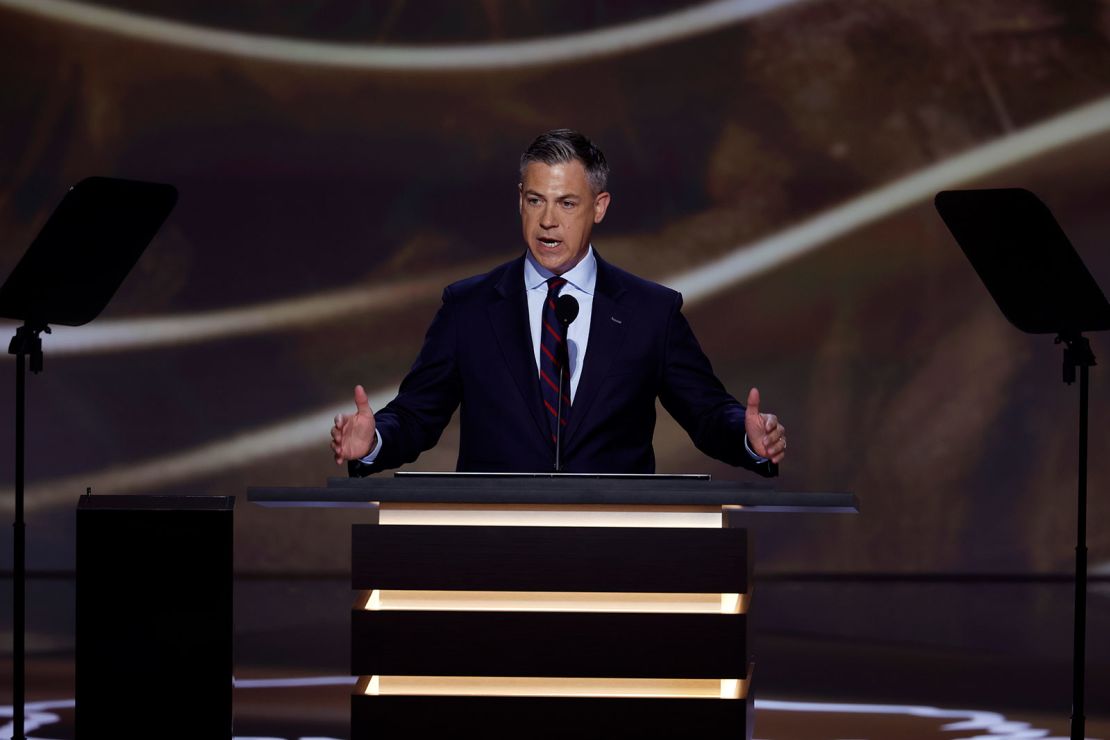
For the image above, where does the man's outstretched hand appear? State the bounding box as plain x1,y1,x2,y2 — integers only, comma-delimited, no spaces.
331,385,377,465
744,387,786,465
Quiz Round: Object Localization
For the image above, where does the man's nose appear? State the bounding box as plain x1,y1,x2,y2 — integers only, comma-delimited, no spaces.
540,203,559,229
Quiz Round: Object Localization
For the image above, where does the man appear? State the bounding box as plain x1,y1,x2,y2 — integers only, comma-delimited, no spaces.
331,129,786,475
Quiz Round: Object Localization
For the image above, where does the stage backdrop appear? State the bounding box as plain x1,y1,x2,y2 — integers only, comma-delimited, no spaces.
1,0,1108,577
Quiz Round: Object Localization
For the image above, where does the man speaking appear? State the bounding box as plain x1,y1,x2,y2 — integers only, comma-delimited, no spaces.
331,129,786,476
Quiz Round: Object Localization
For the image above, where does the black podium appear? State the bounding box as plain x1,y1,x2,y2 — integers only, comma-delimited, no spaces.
76,495,234,739
250,474,856,739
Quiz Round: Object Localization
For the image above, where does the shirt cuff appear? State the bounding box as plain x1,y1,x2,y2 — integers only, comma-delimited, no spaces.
358,430,383,464
744,434,769,464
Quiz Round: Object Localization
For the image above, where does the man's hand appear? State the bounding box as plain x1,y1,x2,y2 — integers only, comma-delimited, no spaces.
744,387,786,465
331,385,377,465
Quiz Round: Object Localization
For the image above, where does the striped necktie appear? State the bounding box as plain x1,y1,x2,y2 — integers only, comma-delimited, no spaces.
539,276,571,443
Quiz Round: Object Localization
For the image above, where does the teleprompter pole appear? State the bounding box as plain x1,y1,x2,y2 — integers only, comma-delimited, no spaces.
1057,333,1094,740
1072,357,1088,740
1073,343,1091,740
10,324,44,740
13,335,24,740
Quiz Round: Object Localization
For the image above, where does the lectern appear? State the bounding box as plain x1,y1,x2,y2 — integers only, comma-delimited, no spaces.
249,473,856,739
76,494,233,739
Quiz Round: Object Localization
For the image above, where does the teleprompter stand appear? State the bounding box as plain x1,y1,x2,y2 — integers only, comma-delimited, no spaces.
0,177,176,740
935,188,1110,740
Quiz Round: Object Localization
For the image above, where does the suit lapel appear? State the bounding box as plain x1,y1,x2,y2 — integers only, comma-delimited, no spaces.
563,255,627,448
488,257,551,445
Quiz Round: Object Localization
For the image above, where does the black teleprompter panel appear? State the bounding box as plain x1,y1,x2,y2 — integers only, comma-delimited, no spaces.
352,525,750,593
76,496,233,740
352,691,754,740
352,610,747,678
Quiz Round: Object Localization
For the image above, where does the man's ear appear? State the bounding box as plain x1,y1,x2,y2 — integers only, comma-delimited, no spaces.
593,191,611,224
518,182,524,212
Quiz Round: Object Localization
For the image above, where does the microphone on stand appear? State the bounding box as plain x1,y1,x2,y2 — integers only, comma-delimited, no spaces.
554,294,579,472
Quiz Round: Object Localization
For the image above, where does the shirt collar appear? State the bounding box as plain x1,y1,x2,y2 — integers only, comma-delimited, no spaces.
524,245,597,295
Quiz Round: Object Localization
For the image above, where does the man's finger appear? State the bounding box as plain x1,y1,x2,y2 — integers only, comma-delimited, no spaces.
746,387,760,417
354,384,371,413
770,432,786,463
764,414,778,434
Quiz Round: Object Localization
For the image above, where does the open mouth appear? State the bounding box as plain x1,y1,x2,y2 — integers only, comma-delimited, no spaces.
538,237,561,248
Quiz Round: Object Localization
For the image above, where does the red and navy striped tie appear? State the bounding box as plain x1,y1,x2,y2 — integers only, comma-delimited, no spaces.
539,276,571,442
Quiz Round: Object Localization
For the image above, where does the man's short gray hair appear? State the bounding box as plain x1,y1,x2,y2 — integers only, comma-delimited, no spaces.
519,129,609,194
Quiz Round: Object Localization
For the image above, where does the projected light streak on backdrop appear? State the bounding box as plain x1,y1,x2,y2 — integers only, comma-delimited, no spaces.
0,0,812,71
0,689,1094,740
3,93,1110,512
0,271,451,355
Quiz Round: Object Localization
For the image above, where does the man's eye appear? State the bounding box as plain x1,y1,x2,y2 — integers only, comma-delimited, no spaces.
527,197,541,206
562,200,576,208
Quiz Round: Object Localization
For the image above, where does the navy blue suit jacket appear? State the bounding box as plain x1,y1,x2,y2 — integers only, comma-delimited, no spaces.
350,253,777,477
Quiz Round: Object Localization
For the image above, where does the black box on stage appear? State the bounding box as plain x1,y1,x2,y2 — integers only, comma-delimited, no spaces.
76,495,233,739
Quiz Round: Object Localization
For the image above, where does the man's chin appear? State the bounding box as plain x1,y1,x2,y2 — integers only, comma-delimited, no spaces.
530,251,568,274
530,246,586,275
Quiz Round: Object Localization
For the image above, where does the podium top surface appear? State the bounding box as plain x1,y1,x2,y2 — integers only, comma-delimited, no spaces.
77,494,235,511
248,474,857,513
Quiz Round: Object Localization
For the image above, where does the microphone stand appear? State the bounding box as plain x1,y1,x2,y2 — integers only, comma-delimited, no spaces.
554,362,566,472
552,293,579,473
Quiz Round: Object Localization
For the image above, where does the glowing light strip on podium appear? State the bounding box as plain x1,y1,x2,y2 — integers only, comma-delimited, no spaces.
358,675,748,700
377,503,734,528
358,589,748,614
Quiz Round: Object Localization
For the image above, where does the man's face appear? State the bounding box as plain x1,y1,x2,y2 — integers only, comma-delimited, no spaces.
519,160,610,275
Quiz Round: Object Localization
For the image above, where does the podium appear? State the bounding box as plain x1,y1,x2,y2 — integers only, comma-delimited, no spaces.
76,495,234,739
249,473,856,739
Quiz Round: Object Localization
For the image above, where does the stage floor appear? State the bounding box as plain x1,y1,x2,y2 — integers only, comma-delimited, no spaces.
3,577,1109,739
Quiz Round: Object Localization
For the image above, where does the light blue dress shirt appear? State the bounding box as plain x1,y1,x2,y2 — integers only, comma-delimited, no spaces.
523,245,596,402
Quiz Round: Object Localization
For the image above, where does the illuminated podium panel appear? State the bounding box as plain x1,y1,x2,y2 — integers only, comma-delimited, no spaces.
249,473,856,740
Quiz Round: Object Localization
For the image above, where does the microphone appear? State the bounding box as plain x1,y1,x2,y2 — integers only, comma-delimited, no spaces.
556,294,579,327
554,294,579,370
553,294,579,472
